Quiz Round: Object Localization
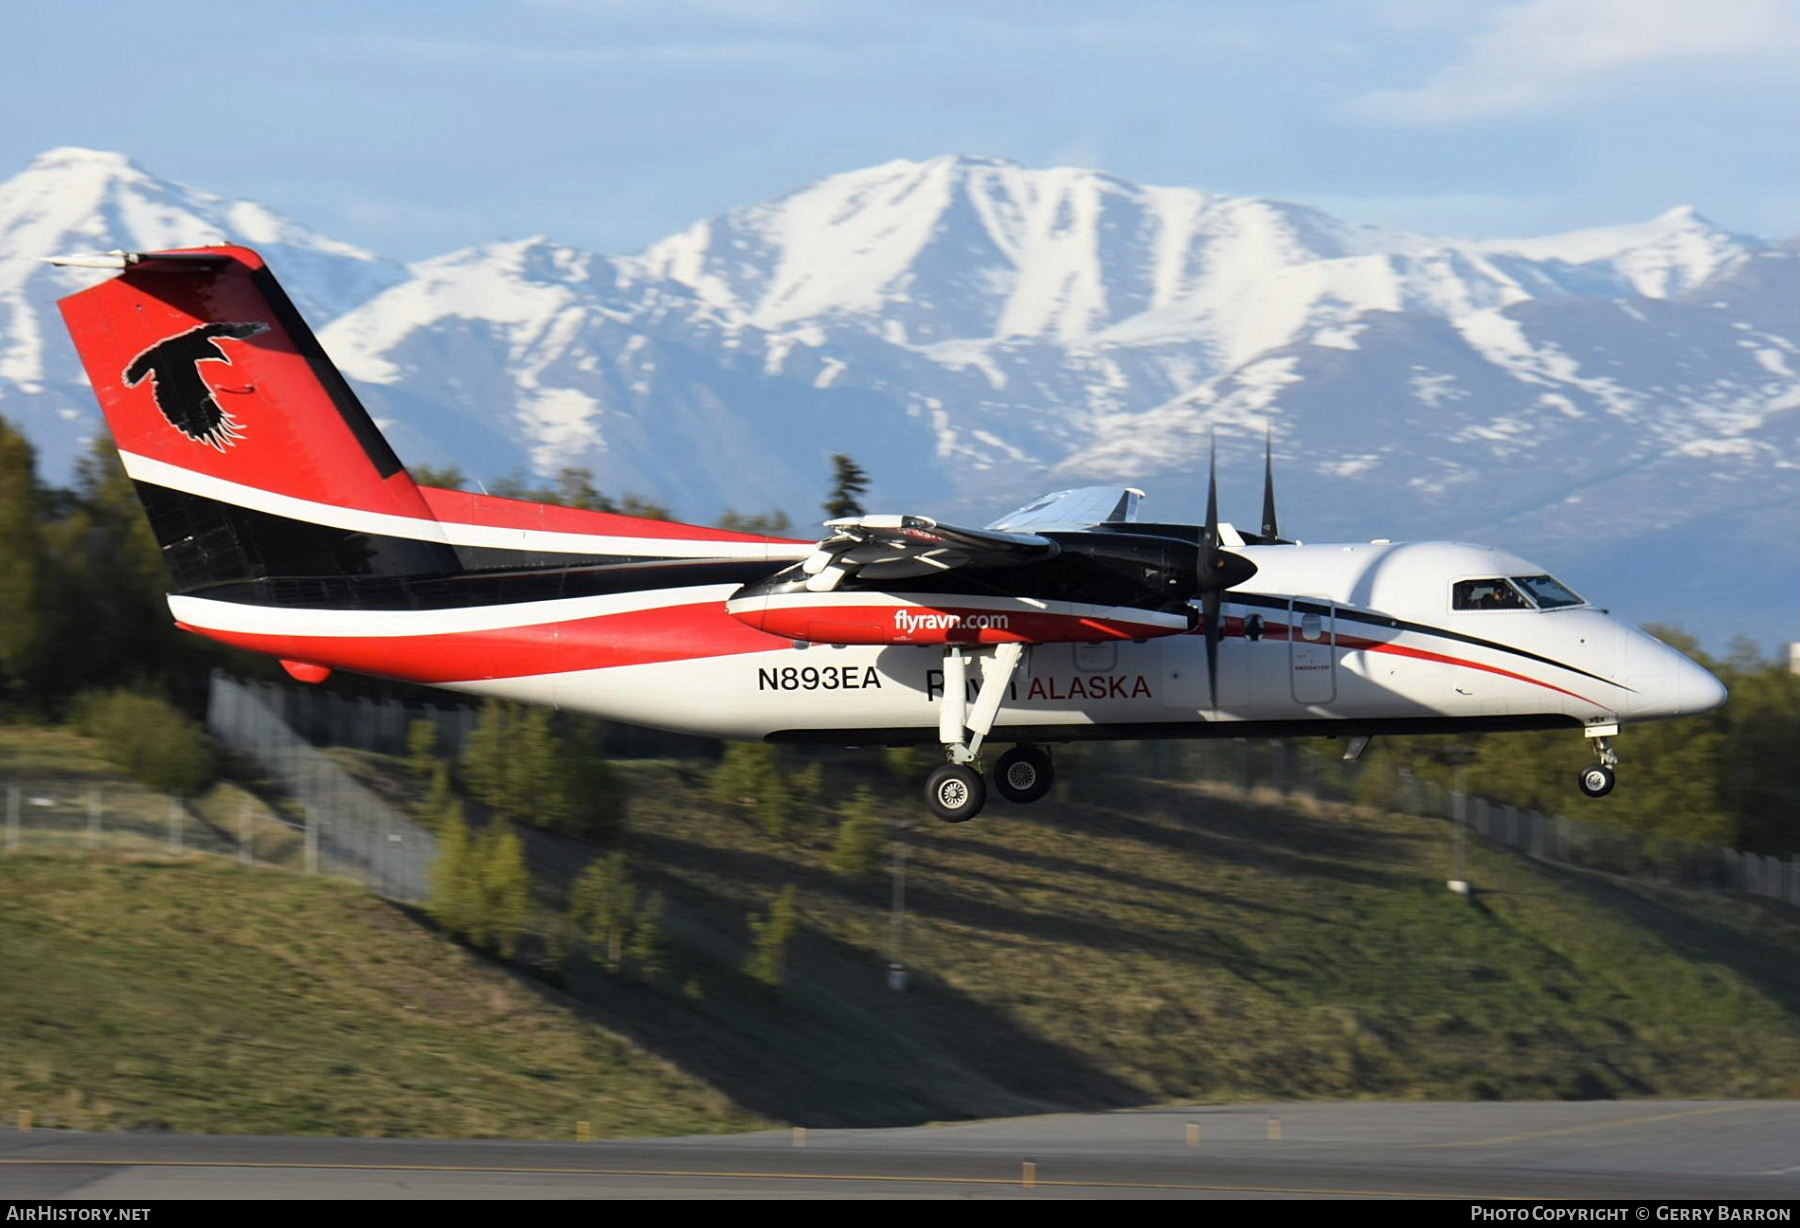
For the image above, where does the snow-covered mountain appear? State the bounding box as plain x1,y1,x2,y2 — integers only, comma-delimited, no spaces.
1,148,1793,645
0,147,403,477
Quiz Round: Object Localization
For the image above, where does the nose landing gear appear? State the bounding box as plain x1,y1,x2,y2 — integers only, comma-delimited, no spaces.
1578,725,1619,799
1578,763,1616,798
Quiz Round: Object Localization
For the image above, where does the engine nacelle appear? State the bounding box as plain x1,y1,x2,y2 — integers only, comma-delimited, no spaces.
725,593,1194,646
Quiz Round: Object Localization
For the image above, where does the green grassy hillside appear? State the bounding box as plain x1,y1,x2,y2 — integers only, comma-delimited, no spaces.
528,761,1798,1125
2,725,1795,1137
0,852,760,1137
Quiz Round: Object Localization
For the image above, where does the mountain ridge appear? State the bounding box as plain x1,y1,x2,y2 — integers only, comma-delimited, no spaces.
1,147,1793,646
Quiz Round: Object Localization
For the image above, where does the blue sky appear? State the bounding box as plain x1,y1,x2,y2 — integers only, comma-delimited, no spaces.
3,0,1795,259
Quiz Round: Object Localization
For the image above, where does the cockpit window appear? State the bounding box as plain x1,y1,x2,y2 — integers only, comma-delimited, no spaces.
1512,574,1584,609
1453,578,1531,611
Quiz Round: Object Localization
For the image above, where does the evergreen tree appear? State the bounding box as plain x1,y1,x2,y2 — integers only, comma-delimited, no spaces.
790,762,824,817
552,466,615,512
462,699,515,810
616,494,672,521
539,910,579,972
486,472,538,502
570,851,636,970
1716,644,1800,851
711,743,796,838
744,885,800,989
75,689,215,794
830,787,889,878
459,701,626,838
476,820,532,959
626,890,669,980
428,803,478,938
508,705,569,829
752,767,792,840
410,464,467,491
415,760,459,830
0,418,47,705
406,718,440,779
716,509,792,536
562,716,629,841
712,742,779,806
879,745,932,780
20,437,233,711
823,454,869,520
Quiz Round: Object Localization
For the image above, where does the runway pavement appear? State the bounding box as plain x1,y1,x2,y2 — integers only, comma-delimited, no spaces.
2,1100,1796,1200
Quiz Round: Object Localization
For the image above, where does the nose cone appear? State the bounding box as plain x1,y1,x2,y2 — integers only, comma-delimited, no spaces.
1622,628,1728,719
1679,656,1729,716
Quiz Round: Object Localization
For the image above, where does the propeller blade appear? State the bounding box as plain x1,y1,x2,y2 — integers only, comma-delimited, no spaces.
1193,432,1245,711
1193,431,1255,589
1203,436,1220,550
1261,429,1279,541
1203,589,1222,711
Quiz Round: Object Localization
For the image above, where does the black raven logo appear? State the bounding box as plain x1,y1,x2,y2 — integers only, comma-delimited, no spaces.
123,321,270,451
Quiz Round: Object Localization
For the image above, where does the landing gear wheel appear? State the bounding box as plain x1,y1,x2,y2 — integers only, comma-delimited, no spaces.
993,745,1054,805
1577,764,1616,799
925,763,987,822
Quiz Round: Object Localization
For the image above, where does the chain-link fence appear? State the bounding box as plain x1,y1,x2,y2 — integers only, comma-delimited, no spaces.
1101,731,1792,903
207,673,438,902
1401,770,1800,907
1126,739,1799,908
237,677,479,760
4,680,437,904
2,782,242,860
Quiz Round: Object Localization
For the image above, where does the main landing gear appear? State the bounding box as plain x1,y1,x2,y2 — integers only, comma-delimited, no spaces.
924,747,1056,821
1578,725,1619,799
921,644,1055,822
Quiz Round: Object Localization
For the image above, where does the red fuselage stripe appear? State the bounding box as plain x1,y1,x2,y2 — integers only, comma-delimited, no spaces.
180,601,786,683
182,600,1601,706
1358,639,1598,705
416,486,802,545
1226,615,1600,705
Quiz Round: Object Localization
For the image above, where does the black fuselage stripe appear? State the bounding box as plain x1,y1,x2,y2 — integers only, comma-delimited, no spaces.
136,482,777,608
1231,592,1626,692
136,483,1625,694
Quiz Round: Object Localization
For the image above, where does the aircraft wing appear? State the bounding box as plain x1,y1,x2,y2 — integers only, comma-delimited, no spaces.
986,486,1143,532
798,514,1058,591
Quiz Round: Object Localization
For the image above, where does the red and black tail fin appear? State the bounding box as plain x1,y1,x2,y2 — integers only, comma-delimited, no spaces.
55,246,459,590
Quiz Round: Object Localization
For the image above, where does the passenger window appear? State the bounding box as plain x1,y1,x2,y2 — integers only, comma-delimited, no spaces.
1453,578,1530,611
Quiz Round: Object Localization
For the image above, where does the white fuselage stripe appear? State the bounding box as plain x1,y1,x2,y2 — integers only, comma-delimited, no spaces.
120,452,810,561
168,585,740,638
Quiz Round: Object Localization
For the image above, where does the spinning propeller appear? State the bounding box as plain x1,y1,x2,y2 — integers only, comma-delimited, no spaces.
1188,435,1274,713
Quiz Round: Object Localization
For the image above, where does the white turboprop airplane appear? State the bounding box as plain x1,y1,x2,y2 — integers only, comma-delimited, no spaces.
52,246,1727,821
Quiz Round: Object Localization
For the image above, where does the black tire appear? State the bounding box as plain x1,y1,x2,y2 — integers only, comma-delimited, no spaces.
993,745,1054,805
924,763,986,822
1577,764,1616,798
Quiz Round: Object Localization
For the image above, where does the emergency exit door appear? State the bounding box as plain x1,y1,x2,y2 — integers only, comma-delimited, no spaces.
1288,598,1337,705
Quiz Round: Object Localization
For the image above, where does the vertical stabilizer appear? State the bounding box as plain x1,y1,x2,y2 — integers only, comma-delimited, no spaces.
56,247,458,589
